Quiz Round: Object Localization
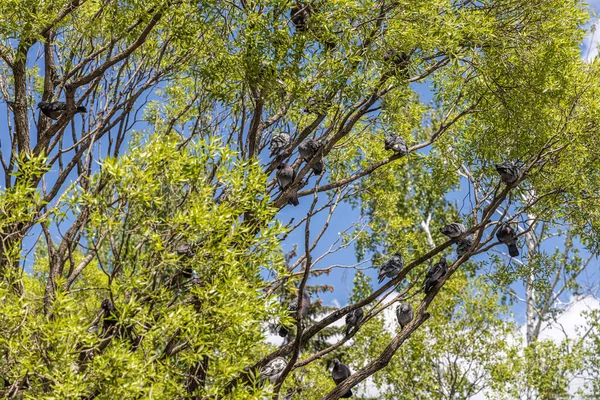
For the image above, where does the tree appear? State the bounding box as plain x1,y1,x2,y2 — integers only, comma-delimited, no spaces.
1,0,600,399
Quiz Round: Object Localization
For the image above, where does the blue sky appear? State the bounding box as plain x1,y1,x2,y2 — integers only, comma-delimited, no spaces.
1,0,598,333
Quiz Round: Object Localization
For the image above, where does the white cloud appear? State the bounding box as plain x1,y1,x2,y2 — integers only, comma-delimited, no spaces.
582,22,600,62
536,295,600,342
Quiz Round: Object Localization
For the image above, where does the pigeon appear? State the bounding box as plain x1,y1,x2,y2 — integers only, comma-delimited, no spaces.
396,303,414,328
269,132,291,157
176,243,194,258
495,161,520,185
87,325,100,335
260,357,287,385
384,135,408,155
290,2,310,32
275,163,299,206
384,49,410,66
278,290,311,337
331,358,352,398
38,101,87,120
174,243,194,282
456,237,473,258
496,222,519,257
303,95,330,114
377,253,404,283
100,299,118,335
423,257,448,294
298,139,325,175
298,138,324,172
344,307,364,336
440,222,466,240
383,50,410,78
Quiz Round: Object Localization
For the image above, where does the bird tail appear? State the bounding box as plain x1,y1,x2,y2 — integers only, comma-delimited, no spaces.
508,243,519,257
76,105,87,114
278,325,289,337
312,160,325,175
288,191,299,207
423,280,432,294
345,325,351,336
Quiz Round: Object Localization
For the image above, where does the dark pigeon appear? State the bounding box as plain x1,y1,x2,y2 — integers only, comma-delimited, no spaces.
332,358,353,398
496,222,519,257
175,243,195,281
290,2,310,32
298,139,325,175
456,237,473,258
260,357,287,385
344,307,364,336
384,134,408,155
440,222,466,240
495,161,520,185
269,132,291,157
38,101,86,120
423,257,448,294
276,163,299,206
378,253,404,283
383,50,410,78
278,290,310,337
396,303,414,328
100,298,118,336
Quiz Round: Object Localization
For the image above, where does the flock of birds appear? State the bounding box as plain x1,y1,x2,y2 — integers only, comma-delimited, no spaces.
268,155,521,396
36,100,520,398
34,9,521,393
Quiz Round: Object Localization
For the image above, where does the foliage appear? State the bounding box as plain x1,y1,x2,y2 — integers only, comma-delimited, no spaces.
0,0,599,399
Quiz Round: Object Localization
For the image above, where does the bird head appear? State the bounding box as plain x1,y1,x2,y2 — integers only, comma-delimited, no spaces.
101,298,115,312
276,163,288,170
37,102,48,109
333,358,340,368
76,105,87,113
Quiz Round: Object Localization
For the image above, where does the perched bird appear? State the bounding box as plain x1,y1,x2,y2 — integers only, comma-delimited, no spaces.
290,2,310,32
276,163,299,206
176,243,194,258
456,237,473,258
278,290,311,337
100,298,118,335
87,325,100,335
383,50,411,78
344,307,364,336
174,243,195,282
260,357,287,385
298,139,325,175
384,134,408,155
38,101,86,120
384,49,410,66
440,222,466,240
269,132,291,157
496,222,519,257
378,253,404,283
331,358,352,398
303,95,331,114
396,303,414,328
495,161,520,185
423,257,448,294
